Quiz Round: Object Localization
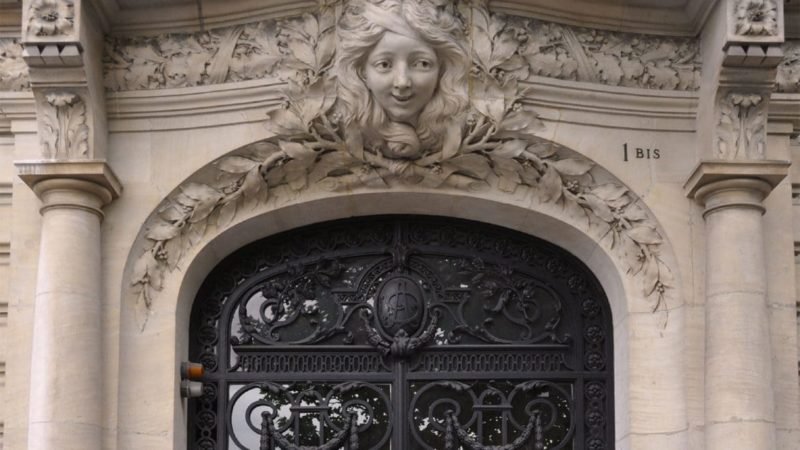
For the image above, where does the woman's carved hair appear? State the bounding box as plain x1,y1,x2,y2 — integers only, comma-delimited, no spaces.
336,0,469,156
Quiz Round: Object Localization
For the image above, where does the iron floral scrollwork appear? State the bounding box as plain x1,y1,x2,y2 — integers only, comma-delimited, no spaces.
361,308,441,358
449,257,570,345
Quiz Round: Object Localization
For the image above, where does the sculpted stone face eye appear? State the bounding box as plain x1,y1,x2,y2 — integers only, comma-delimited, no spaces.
363,31,440,125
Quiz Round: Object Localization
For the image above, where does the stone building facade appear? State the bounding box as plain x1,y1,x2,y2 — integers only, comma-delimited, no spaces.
0,0,799,449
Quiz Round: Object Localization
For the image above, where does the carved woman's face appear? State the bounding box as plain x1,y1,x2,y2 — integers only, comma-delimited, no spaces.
363,31,440,125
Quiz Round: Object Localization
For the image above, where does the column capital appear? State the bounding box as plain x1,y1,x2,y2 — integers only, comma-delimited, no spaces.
15,160,122,219
684,160,789,197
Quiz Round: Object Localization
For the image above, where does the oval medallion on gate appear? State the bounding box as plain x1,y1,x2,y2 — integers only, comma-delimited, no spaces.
376,274,425,337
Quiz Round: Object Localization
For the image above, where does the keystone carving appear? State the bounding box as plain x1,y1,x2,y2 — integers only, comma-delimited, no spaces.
104,1,701,92
0,39,29,91
27,0,75,37
716,92,766,160
130,0,674,326
39,92,89,159
734,0,778,36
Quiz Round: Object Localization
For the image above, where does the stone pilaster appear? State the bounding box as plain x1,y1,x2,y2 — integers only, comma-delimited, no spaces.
18,0,117,448
685,160,789,450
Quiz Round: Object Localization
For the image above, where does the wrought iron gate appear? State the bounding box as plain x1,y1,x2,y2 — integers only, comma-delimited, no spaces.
189,216,613,449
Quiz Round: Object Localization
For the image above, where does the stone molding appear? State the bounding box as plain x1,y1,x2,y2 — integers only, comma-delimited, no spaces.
16,160,123,202
683,159,790,199
694,177,773,217
103,2,702,93
31,177,114,219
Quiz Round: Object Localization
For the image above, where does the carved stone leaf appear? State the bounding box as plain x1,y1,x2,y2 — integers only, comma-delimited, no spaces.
628,225,662,245
590,184,627,201
146,222,181,241
622,203,648,222
539,166,563,202
593,54,623,85
265,107,307,136
217,199,238,228
580,193,615,223
492,139,527,158
446,154,493,180
551,158,593,176
471,77,506,124
218,156,260,173
646,64,679,90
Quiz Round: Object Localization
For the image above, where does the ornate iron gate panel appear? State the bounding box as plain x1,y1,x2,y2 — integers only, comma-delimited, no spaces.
189,216,613,449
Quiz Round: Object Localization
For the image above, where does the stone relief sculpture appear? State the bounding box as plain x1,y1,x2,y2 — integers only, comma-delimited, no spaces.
777,41,800,93
104,1,701,92
39,92,89,159
131,0,674,325
27,0,75,37
104,22,281,90
716,92,766,160
0,39,29,91
734,0,778,36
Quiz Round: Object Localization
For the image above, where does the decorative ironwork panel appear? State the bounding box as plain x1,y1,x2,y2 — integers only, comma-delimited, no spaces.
189,216,614,449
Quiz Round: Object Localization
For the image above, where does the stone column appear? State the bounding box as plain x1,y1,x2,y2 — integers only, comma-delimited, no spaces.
17,163,121,450
686,161,788,450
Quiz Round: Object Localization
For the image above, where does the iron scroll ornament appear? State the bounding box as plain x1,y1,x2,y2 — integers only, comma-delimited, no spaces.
188,216,614,449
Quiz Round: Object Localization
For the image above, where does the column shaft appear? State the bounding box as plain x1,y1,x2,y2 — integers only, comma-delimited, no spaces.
27,179,112,450
699,179,776,450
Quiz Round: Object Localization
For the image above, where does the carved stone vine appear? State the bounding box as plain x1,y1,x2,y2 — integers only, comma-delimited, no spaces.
39,92,89,159
0,39,30,91
103,22,281,91
734,0,778,36
777,41,800,93
131,0,674,322
27,0,75,37
716,92,766,160
104,1,701,92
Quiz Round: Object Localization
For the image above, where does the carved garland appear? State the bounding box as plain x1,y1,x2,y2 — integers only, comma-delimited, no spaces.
776,41,800,94
130,1,674,322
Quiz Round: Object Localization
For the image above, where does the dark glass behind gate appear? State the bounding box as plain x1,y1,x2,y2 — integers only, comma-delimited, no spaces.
189,216,613,449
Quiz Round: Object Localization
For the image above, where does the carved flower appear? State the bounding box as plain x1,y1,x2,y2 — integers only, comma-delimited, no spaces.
28,0,74,37
45,92,78,107
735,0,778,36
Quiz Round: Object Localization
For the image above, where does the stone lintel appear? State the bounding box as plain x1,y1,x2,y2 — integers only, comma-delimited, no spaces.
15,160,122,199
684,159,789,199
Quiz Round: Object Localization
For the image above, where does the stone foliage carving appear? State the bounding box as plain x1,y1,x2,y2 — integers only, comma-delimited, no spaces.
104,1,701,92
104,22,281,91
39,92,89,159
0,39,30,91
523,19,700,90
27,0,75,37
776,41,800,93
734,0,778,36
131,0,674,323
716,92,766,160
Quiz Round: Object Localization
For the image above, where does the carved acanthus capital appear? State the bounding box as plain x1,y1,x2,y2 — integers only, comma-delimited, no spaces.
715,91,768,160
36,90,90,159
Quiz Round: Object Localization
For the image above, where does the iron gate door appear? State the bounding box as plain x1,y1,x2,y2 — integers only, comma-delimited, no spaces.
189,216,613,449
